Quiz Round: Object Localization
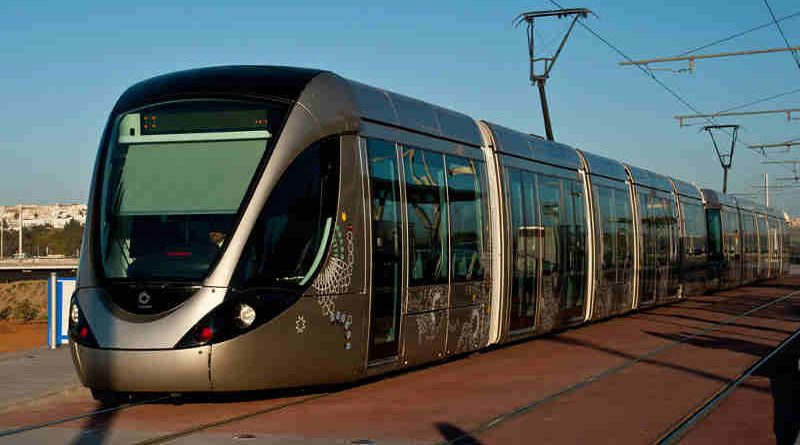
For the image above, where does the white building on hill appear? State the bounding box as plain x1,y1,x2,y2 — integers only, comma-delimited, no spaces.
0,204,87,229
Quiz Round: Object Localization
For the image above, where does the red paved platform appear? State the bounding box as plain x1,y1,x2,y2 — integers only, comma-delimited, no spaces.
1,271,798,445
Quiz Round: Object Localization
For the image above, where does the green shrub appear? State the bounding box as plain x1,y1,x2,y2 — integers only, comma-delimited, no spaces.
0,307,10,321
12,300,39,322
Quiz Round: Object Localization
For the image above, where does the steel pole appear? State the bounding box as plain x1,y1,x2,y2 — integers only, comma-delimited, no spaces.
722,168,729,194
18,205,22,258
537,80,554,141
765,173,769,207
48,272,57,349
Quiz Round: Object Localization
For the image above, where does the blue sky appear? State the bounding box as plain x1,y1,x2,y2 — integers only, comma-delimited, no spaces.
1,0,798,213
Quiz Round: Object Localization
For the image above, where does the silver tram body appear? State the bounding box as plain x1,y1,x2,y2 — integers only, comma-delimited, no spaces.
69,66,791,395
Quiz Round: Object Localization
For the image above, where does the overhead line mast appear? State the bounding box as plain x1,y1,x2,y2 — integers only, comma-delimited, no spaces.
513,8,593,141
703,125,740,194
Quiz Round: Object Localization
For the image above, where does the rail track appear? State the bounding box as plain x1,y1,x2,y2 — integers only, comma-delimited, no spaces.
432,288,800,445
0,285,796,444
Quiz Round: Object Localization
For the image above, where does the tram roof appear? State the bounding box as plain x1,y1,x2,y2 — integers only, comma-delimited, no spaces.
624,164,674,193
481,122,582,170
701,188,739,209
670,178,703,201
579,150,628,181
113,65,326,113
114,65,483,148
346,80,482,146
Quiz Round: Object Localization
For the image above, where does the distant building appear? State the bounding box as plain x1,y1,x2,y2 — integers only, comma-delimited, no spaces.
0,204,86,229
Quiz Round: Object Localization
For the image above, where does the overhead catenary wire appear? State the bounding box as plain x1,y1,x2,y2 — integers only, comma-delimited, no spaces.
545,0,718,127
762,0,800,72
545,0,756,151
676,9,800,57
545,0,798,202
716,86,800,113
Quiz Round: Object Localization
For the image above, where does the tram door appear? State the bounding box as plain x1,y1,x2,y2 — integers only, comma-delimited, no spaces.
637,191,657,305
508,169,540,332
637,189,676,305
366,139,403,362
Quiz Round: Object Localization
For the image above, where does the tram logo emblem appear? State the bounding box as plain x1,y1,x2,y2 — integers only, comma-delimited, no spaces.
137,291,152,307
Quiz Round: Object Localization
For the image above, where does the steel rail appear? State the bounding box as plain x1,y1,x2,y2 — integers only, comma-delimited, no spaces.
655,324,800,444
0,394,175,438
433,287,800,445
130,392,332,445
1,288,794,443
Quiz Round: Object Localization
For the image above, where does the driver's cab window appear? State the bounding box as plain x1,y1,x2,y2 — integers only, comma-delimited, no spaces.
235,137,339,289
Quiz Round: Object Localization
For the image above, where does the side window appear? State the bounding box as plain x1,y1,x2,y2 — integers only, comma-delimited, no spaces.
565,179,586,272
596,186,616,278
403,147,448,286
540,176,563,276
509,169,526,301
615,188,633,274
596,185,631,284
758,216,769,255
367,138,403,356
445,155,486,282
235,137,339,288
682,202,708,261
707,209,722,261
508,167,539,330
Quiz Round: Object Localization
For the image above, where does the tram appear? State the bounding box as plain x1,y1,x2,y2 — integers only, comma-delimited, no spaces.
68,66,791,397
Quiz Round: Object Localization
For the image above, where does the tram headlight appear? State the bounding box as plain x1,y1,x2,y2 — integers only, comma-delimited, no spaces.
175,290,298,349
70,302,80,326
67,296,98,348
233,303,256,329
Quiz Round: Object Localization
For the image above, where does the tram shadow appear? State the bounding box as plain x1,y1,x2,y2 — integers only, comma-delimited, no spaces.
69,400,118,445
752,339,800,445
435,422,486,445
645,330,800,445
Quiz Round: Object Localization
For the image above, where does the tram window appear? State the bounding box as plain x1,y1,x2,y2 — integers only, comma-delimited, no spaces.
403,147,448,286
757,216,769,255
563,179,587,311
596,186,617,281
367,138,403,355
99,100,288,281
235,138,339,288
539,177,562,277
445,155,485,282
681,201,707,262
706,209,722,261
742,213,757,256
510,169,526,309
721,209,740,260
614,189,633,275
522,173,539,298
508,167,539,330
596,185,633,285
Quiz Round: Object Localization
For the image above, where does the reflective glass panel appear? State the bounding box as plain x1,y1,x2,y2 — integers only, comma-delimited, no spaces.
403,147,448,286
99,100,287,281
234,138,339,289
367,139,403,360
446,156,485,282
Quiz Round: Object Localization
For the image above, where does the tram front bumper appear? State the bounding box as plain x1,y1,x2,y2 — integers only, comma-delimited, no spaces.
71,343,211,392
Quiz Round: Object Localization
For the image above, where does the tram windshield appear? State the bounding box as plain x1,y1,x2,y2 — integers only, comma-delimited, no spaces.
98,100,288,281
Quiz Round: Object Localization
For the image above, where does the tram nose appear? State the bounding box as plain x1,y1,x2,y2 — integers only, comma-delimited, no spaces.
71,343,212,392
72,286,225,349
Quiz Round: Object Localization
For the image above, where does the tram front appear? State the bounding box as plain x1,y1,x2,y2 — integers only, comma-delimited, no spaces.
69,67,365,395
